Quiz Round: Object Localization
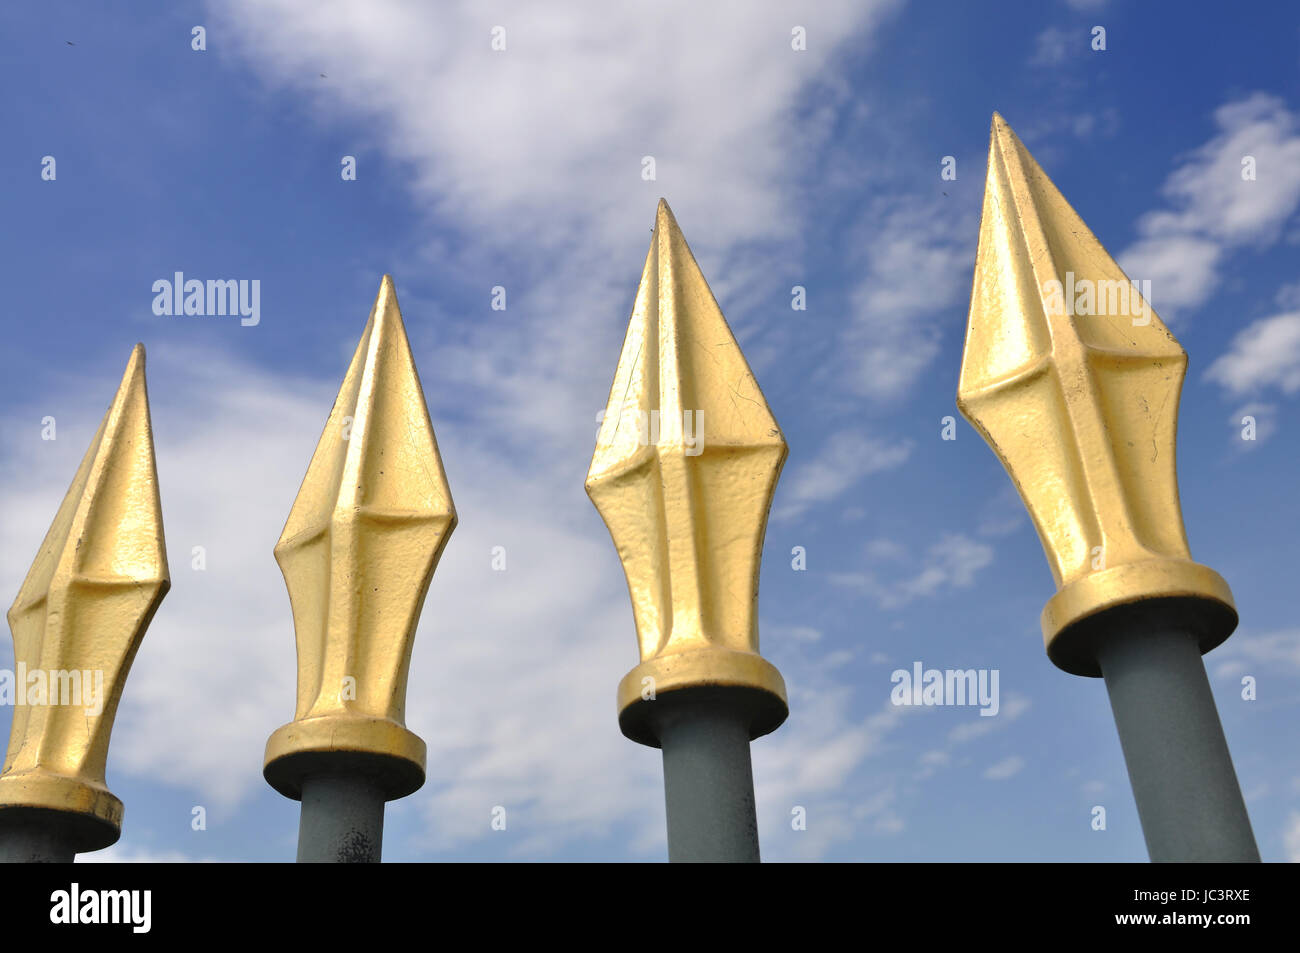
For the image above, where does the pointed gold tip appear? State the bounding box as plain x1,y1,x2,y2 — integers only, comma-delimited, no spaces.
119,343,145,386
957,117,1235,676
371,275,401,332
587,203,788,747
264,275,455,801
0,347,169,851
654,198,676,235
986,113,1023,168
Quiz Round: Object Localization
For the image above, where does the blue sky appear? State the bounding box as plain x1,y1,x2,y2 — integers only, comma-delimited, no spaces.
1,0,1298,862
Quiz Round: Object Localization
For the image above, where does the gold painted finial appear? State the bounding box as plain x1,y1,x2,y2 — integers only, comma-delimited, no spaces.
957,114,1236,676
0,344,169,851
263,275,456,800
586,200,789,747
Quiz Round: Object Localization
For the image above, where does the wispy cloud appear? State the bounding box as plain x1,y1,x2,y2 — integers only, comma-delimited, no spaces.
1120,94,1300,317
213,0,902,253
976,485,1028,538
833,533,995,609
842,197,977,402
909,695,1032,781
983,755,1026,780
1212,628,1300,679
949,694,1031,745
775,429,913,520
1205,312,1300,396
1029,27,1071,68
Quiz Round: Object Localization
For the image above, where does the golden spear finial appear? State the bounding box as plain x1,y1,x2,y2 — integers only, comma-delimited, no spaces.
0,344,169,852
263,275,456,803
586,199,788,748
956,114,1237,676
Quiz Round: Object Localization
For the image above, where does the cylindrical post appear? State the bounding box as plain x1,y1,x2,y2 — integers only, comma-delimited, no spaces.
1096,624,1259,862
0,811,78,864
296,774,386,863
653,692,761,863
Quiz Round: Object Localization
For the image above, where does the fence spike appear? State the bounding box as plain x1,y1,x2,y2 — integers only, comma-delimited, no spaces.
957,113,1257,861
0,344,169,861
586,199,787,861
263,275,456,862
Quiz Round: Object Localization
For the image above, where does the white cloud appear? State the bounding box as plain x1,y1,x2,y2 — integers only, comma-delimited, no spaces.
916,534,993,589
843,197,977,401
212,0,901,253
775,430,912,520
1120,94,1300,317
983,755,1025,780
866,537,908,561
1205,312,1300,396
1030,27,1071,68
1212,629,1300,679
1015,109,1120,153
785,625,824,643
757,696,912,858
833,533,994,609
1276,281,1300,310
1120,234,1223,313
948,694,1031,744
206,0,912,505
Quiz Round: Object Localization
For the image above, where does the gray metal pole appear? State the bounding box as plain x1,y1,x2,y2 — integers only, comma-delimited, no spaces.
1095,624,1259,862
653,693,761,863
296,774,386,863
0,810,78,863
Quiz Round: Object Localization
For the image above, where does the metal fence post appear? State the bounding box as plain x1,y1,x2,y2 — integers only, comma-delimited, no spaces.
0,345,170,863
586,200,789,863
263,275,457,863
956,114,1259,862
